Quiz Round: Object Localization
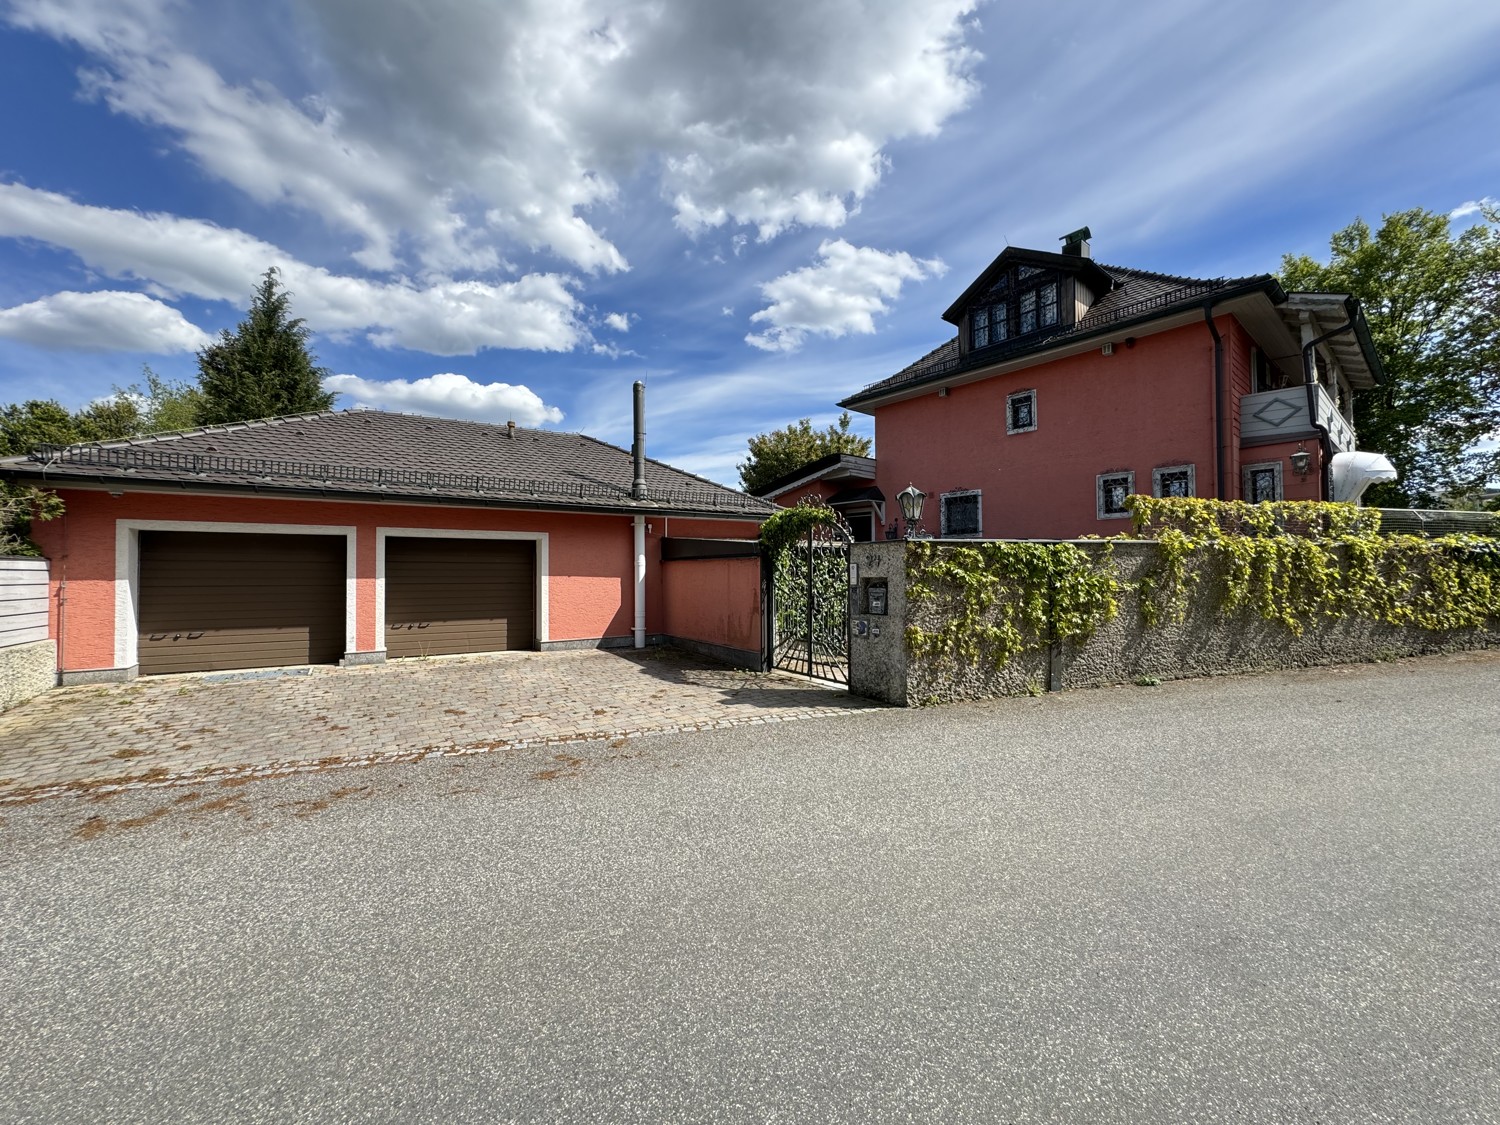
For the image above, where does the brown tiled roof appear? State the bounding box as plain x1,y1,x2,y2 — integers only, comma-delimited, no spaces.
842,265,1277,407
1,409,772,518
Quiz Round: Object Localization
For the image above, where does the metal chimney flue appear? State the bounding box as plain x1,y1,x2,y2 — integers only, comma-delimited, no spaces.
1060,225,1092,258
631,381,647,500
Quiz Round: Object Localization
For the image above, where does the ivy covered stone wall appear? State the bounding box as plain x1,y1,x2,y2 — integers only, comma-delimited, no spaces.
1058,542,1498,690
849,500,1500,706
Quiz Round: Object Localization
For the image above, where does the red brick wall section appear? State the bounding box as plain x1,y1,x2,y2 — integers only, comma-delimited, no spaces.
30,489,762,672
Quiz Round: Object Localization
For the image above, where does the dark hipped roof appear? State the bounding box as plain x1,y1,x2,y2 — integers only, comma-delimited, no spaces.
0,409,772,519
753,451,877,499
842,264,1281,409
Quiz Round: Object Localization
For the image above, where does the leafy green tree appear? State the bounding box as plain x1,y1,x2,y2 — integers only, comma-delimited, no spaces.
113,366,204,433
737,412,872,494
0,394,153,459
75,396,142,443
0,484,63,556
1280,206,1500,507
196,267,334,425
0,402,78,552
0,400,87,457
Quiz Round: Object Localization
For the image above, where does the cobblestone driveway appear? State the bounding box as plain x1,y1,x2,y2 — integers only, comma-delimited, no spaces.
0,648,879,800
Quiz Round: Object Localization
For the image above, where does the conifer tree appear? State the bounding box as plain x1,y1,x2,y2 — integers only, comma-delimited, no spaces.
196,268,334,425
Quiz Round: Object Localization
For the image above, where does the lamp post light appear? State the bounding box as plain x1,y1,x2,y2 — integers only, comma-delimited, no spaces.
893,483,928,540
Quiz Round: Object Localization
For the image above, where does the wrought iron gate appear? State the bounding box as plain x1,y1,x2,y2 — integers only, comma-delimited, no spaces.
766,519,852,683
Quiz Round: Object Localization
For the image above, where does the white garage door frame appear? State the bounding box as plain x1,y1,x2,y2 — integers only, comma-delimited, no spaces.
374,527,550,655
114,520,358,670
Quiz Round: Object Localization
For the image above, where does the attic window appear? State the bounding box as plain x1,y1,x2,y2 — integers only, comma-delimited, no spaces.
971,267,1061,351
972,303,1009,349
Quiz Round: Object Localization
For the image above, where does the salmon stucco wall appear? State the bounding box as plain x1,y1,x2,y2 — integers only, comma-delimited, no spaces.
660,556,763,660
31,489,761,674
873,320,1226,539
642,516,762,649
1224,317,1254,495
1238,441,1325,502
772,481,840,508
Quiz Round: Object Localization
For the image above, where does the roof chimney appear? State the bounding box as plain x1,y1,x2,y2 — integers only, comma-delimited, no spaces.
1060,226,1092,258
506,419,516,439
631,381,647,501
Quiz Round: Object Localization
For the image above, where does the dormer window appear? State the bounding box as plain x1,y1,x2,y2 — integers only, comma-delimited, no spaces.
972,302,1009,349
970,267,1062,351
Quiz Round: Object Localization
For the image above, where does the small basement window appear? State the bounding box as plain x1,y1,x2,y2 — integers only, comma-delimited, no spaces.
1006,389,1037,434
1152,464,1195,499
1097,472,1134,519
940,490,982,538
1243,461,1283,504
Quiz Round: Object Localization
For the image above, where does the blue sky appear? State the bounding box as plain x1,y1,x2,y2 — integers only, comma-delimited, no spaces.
0,0,1496,486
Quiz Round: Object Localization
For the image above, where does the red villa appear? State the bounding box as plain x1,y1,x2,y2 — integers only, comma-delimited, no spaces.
837,227,1394,540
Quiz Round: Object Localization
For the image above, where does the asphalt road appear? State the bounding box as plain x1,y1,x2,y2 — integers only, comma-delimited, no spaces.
3,652,1498,1124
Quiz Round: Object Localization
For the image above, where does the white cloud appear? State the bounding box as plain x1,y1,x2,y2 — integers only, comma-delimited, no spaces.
0,290,212,353
7,0,980,272
746,239,945,353
324,373,564,427
602,312,631,333
0,183,585,355
925,5,1500,262
1451,197,1497,221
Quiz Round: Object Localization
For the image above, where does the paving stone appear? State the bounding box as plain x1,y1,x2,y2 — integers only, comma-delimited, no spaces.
0,648,878,799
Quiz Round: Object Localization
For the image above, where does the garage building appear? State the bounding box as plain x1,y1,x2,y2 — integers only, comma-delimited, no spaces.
2,408,770,681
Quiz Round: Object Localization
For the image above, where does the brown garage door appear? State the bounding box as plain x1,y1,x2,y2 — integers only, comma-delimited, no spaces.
138,531,346,675
385,537,535,658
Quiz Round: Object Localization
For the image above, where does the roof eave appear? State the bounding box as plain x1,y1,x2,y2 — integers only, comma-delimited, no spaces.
0,467,772,521
1346,296,1387,385
844,277,1281,411
755,452,877,498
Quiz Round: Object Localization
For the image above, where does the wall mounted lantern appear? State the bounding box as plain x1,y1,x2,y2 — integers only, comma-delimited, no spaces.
889,483,928,540
1290,446,1312,478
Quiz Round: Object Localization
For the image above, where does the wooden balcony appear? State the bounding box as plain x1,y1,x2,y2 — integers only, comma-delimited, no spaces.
1240,385,1354,454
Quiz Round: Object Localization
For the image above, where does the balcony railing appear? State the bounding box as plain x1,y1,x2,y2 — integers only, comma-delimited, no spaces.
1240,385,1354,454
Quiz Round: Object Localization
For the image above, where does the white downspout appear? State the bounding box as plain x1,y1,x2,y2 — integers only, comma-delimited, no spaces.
630,379,648,649
633,514,646,648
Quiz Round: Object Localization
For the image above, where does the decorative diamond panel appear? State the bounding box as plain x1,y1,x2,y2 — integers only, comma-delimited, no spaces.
1252,395,1303,428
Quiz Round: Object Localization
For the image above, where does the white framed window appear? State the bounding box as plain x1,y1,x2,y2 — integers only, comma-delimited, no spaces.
1006,389,1037,434
940,490,982,538
1243,461,1283,504
1096,472,1135,519
1152,464,1195,499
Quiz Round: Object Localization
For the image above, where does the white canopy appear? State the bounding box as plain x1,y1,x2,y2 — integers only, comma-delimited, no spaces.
1330,451,1398,504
